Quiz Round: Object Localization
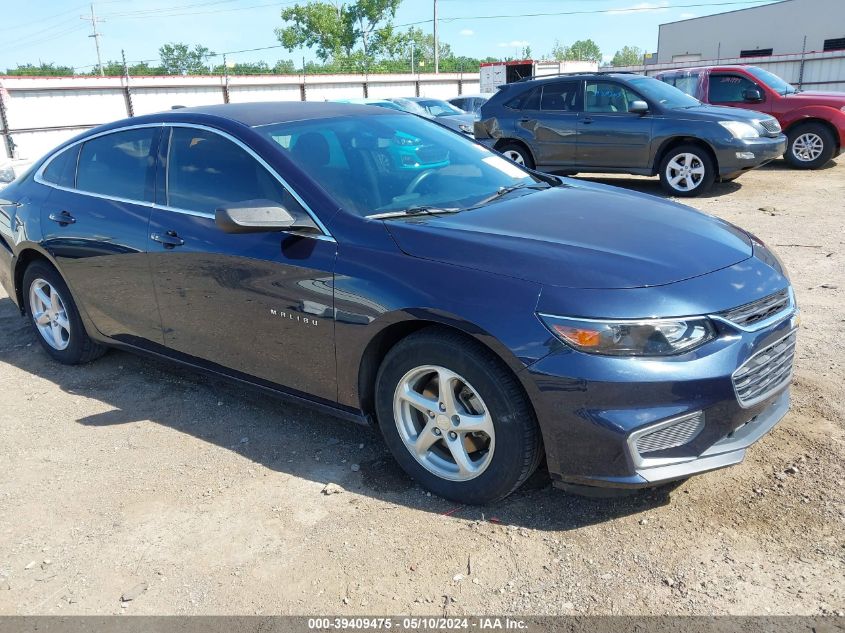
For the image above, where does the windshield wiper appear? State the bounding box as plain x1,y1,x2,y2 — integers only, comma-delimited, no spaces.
468,182,550,209
367,206,462,220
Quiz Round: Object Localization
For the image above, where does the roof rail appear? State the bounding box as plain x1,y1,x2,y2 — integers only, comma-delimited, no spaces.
514,70,641,83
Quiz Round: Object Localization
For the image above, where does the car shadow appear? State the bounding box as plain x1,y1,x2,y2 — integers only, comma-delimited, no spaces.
758,157,840,172
0,296,678,531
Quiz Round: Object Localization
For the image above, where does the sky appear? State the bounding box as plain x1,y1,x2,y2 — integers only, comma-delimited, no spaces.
0,0,782,71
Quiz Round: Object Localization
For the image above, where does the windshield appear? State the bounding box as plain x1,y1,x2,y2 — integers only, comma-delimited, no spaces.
415,99,466,117
746,66,797,95
257,113,540,218
389,98,431,117
627,76,701,108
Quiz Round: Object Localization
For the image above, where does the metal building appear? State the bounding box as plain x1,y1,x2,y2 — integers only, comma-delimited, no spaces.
657,0,845,63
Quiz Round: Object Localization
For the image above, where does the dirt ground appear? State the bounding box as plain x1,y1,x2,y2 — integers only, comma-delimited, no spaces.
0,159,843,616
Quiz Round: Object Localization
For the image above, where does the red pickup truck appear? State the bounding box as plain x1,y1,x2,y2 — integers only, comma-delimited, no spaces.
655,65,845,169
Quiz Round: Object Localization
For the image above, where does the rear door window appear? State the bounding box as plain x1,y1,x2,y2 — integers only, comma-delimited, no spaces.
76,128,158,202
540,81,581,111
708,74,758,103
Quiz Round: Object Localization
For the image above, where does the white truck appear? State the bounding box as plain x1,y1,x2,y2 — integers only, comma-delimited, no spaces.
479,59,599,94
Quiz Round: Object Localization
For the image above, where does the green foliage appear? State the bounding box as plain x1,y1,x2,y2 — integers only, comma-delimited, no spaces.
159,42,215,75
548,38,602,63
5,62,75,76
275,0,401,61
611,45,644,67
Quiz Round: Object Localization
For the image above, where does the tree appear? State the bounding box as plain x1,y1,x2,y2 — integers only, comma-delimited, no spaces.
159,43,214,75
521,45,532,59
568,39,602,62
611,45,644,67
549,38,602,63
549,39,570,61
275,0,401,62
5,62,74,76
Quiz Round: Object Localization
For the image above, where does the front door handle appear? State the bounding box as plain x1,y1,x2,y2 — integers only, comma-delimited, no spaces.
48,210,76,226
151,230,185,249
581,117,594,125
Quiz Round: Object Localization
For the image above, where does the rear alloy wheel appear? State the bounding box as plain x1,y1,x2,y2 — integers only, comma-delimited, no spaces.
659,145,715,197
375,328,542,504
785,123,835,169
497,142,535,169
22,261,107,365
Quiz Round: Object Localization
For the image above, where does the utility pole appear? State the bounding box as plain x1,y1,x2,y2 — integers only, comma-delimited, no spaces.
81,3,105,76
410,40,415,74
433,0,439,74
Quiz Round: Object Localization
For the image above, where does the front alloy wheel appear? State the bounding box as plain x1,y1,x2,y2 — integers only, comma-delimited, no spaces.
375,328,543,504
393,365,495,481
659,145,715,197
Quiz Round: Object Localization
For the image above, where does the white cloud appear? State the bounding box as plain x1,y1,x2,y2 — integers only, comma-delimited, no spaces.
459,28,474,36
498,40,530,48
679,12,697,18
607,1,669,15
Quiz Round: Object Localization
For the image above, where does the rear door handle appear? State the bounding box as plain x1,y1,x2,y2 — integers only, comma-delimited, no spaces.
48,211,76,226
581,117,594,125
151,230,185,249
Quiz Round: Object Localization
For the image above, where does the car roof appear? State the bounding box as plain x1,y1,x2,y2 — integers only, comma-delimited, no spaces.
151,101,395,127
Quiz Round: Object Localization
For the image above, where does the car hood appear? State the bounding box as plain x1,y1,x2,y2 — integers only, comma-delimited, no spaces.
383,181,752,289
437,113,479,127
781,90,845,108
674,104,776,124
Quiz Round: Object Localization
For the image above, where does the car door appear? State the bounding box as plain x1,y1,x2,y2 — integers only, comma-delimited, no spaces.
38,125,163,345
147,124,338,401
707,73,772,114
513,81,580,168
577,80,654,170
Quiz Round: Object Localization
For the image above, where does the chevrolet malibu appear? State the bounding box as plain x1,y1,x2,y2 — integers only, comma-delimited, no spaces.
0,103,798,504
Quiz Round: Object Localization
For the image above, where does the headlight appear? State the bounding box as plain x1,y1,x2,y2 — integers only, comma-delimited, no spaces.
539,314,716,356
719,121,760,139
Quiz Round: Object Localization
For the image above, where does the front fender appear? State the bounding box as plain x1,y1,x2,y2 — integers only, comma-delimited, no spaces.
780,105,845,146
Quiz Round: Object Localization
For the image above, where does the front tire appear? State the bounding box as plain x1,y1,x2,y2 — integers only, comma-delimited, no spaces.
785,123,836,169
22,261,107,365
659,145,715,197
375,328,543,504
497,142,535,169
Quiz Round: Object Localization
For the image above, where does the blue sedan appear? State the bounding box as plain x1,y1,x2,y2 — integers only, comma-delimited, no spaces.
0,102,797,503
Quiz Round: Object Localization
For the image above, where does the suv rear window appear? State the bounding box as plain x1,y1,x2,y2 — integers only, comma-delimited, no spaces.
540,81,580,111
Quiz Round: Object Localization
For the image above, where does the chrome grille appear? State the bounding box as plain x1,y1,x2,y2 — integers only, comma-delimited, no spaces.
732,331,797,407
719,289,790,328
758,118,782,136
634,412,705,455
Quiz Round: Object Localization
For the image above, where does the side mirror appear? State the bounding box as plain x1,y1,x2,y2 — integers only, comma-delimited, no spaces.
215,200,318,234
629,100,649,115
743,88,763,102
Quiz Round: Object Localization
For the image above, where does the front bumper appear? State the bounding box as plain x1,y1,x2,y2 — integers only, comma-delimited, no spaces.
716,135,787,177
526,293,798,490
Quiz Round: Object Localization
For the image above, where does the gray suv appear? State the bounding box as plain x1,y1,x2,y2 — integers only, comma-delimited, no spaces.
474,72,787,196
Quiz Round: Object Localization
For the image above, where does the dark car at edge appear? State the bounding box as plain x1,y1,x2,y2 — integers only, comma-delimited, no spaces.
0,102,798,504
475,72,787,196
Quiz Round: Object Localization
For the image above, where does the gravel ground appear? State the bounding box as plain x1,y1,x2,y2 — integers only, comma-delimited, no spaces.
0,159,843,616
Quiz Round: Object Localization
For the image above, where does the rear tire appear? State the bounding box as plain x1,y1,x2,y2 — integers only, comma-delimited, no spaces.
497,142,535,169
659,144,715,197
785,122,836,169
375,328,543,504
22,261,107,365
